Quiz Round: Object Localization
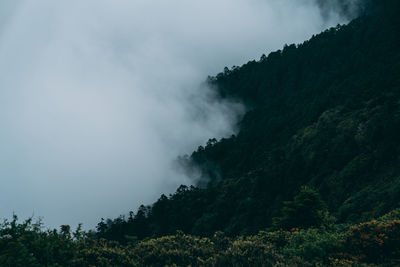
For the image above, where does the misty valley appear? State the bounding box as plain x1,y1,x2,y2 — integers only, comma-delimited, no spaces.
1,0,400,266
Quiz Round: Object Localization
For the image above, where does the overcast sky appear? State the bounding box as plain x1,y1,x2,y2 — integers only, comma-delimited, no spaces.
0,0,352,229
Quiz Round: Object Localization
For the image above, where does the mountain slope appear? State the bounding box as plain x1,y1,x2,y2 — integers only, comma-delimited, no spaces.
98,0,400,242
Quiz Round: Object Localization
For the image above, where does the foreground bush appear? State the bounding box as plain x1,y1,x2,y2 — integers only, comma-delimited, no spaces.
338,219,400,264
2,211,400,266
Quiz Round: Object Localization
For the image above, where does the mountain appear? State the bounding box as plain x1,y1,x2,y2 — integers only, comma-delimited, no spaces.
1,1,400,266
96,0,400,243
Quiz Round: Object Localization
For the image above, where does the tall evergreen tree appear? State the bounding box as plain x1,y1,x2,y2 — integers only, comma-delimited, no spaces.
272,187,329,230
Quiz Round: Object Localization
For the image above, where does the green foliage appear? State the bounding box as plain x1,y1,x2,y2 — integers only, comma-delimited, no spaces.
338,219,400,263
272,187,332,230
131,231,216,266
216,237,281,267
0,216,138,266
0,215,81,266
256,227,345,265
281,228,343,265
3,211,400,266
73,239,137,266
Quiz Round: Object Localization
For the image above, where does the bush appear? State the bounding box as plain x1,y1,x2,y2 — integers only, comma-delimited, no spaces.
339,219,400,263
132,231,216,266
272,187,332,230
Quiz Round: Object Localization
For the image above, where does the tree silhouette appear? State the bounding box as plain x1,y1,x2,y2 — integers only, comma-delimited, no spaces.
272,187,329,230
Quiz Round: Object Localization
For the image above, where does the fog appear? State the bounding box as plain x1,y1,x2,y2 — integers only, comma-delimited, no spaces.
0,0,353,228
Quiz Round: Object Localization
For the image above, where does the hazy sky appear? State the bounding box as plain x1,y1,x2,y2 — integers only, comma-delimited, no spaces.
0,0,351,229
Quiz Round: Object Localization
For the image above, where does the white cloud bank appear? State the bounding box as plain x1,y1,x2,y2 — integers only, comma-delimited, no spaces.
0,0,350,228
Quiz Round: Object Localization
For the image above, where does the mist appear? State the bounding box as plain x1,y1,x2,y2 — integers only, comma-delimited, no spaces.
0,0,354,228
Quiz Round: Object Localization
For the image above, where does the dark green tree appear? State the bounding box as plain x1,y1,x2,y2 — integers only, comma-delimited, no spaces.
272,187,330,230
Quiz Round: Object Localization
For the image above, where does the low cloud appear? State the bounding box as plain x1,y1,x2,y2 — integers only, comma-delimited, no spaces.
0,0,351,228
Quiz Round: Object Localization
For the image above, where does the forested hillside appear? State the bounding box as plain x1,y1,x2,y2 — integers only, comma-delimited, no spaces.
2,0,400,266
97,0,400,241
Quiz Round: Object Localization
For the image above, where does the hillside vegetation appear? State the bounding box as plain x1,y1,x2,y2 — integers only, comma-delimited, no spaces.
98,0,400,240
